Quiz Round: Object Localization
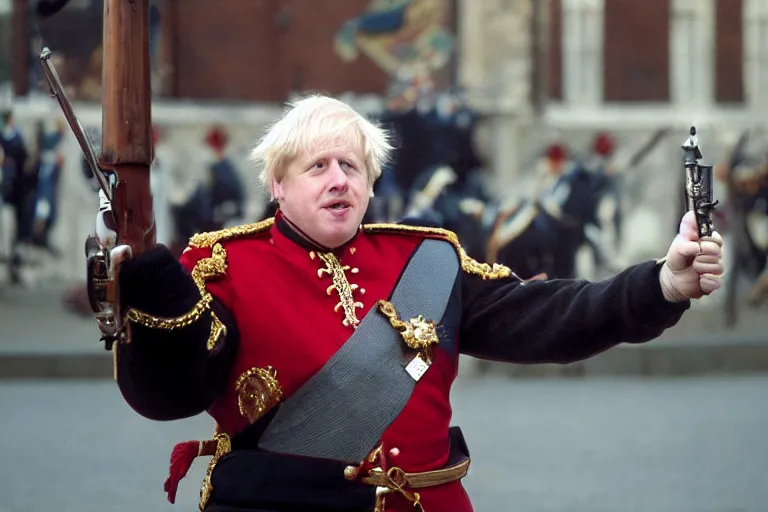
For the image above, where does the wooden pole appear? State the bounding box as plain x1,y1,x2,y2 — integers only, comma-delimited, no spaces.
101,0,156,255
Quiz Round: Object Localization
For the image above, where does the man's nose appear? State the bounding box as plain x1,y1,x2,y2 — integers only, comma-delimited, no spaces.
328,160,348,190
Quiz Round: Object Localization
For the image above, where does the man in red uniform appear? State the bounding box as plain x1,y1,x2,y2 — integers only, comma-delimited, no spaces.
113,95,723,512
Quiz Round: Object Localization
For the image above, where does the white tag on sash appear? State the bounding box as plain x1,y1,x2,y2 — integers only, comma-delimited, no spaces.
405,354,431,381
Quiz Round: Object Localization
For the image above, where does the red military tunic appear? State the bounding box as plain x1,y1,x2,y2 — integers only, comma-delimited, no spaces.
116,210,689,511
178,212,475,511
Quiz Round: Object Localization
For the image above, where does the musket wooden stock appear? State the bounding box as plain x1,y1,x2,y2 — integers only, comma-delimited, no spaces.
101,0,155,254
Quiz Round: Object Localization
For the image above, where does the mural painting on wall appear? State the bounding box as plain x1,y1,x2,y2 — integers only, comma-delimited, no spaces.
30,0,164,101
334,0,455,104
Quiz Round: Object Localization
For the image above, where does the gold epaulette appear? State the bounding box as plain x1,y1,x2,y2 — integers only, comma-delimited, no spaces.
188,218,275,249
362,223,512,280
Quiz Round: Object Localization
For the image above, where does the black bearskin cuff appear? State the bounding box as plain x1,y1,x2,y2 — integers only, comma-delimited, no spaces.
119,245,201,317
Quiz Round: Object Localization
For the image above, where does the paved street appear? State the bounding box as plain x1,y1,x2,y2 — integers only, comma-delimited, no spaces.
1,375,766,512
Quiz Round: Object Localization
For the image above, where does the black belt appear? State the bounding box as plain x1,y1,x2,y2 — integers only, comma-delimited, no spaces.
204,426,471,512
205,449,375,512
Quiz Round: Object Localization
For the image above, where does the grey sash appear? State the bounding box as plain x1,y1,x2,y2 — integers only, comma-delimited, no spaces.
258,238,460,463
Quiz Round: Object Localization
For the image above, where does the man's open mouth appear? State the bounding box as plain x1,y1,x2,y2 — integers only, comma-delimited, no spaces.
325,202,350,210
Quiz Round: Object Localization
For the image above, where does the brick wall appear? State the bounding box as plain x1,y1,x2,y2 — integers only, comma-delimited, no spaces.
603,0,670,102
170,0,391,102
547,0,562,101
715,0,744,103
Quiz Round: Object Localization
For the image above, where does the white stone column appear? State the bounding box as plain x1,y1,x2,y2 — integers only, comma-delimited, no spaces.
456,0,534,198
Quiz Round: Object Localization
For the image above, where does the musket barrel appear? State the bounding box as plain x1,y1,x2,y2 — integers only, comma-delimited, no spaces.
39,47,113,203
101,0,155,254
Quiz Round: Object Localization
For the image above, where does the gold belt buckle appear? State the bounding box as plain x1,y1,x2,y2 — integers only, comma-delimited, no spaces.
370,466,423,512
346,446,424,512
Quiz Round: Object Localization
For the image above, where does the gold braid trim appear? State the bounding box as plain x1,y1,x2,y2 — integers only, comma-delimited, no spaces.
316,252,363,328
188,218,275,249
363,223,513,280
125,243,229,351
125,296,212,330
198,432,231,511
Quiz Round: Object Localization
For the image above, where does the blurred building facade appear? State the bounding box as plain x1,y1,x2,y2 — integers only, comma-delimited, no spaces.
2,1,760,112
0,0,765,284
2,1,764,159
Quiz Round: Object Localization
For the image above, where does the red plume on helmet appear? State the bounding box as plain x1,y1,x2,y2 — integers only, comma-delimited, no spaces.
544,143,567,163
205,125,229,153
592,132,615,157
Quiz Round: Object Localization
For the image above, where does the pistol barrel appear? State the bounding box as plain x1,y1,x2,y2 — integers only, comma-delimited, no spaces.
681,126,718,238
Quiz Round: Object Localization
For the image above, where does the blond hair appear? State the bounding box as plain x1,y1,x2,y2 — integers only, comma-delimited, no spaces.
250,94,392,192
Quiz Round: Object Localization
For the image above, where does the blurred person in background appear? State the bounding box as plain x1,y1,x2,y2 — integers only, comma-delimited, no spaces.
30,118,66,255
1,109,35,284
170,125,245,256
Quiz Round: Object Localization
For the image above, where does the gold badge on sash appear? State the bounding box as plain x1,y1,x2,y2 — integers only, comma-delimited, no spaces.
377,300,440,381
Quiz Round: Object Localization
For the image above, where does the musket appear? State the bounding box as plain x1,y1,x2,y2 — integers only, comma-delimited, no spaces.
681,126,719,238
37,0,155,349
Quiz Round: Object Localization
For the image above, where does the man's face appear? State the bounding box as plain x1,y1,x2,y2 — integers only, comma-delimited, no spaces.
273,138,371,249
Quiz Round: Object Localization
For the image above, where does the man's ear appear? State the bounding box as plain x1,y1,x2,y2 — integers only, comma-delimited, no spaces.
270,179,283,201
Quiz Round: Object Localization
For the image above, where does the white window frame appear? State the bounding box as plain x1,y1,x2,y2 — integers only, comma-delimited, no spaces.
670,0,715,106
744,0,768,107
561,0,604,105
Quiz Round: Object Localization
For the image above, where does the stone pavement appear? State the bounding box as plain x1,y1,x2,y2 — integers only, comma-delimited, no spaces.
0,280,767,379
3,377,767,511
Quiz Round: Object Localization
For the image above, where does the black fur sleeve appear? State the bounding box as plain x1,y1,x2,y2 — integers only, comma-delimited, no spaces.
114,246,238,421
459,260,690,364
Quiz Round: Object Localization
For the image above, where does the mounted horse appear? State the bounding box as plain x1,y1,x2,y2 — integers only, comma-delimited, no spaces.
403,136,623,280
483,128,670,281
486,146,621,280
